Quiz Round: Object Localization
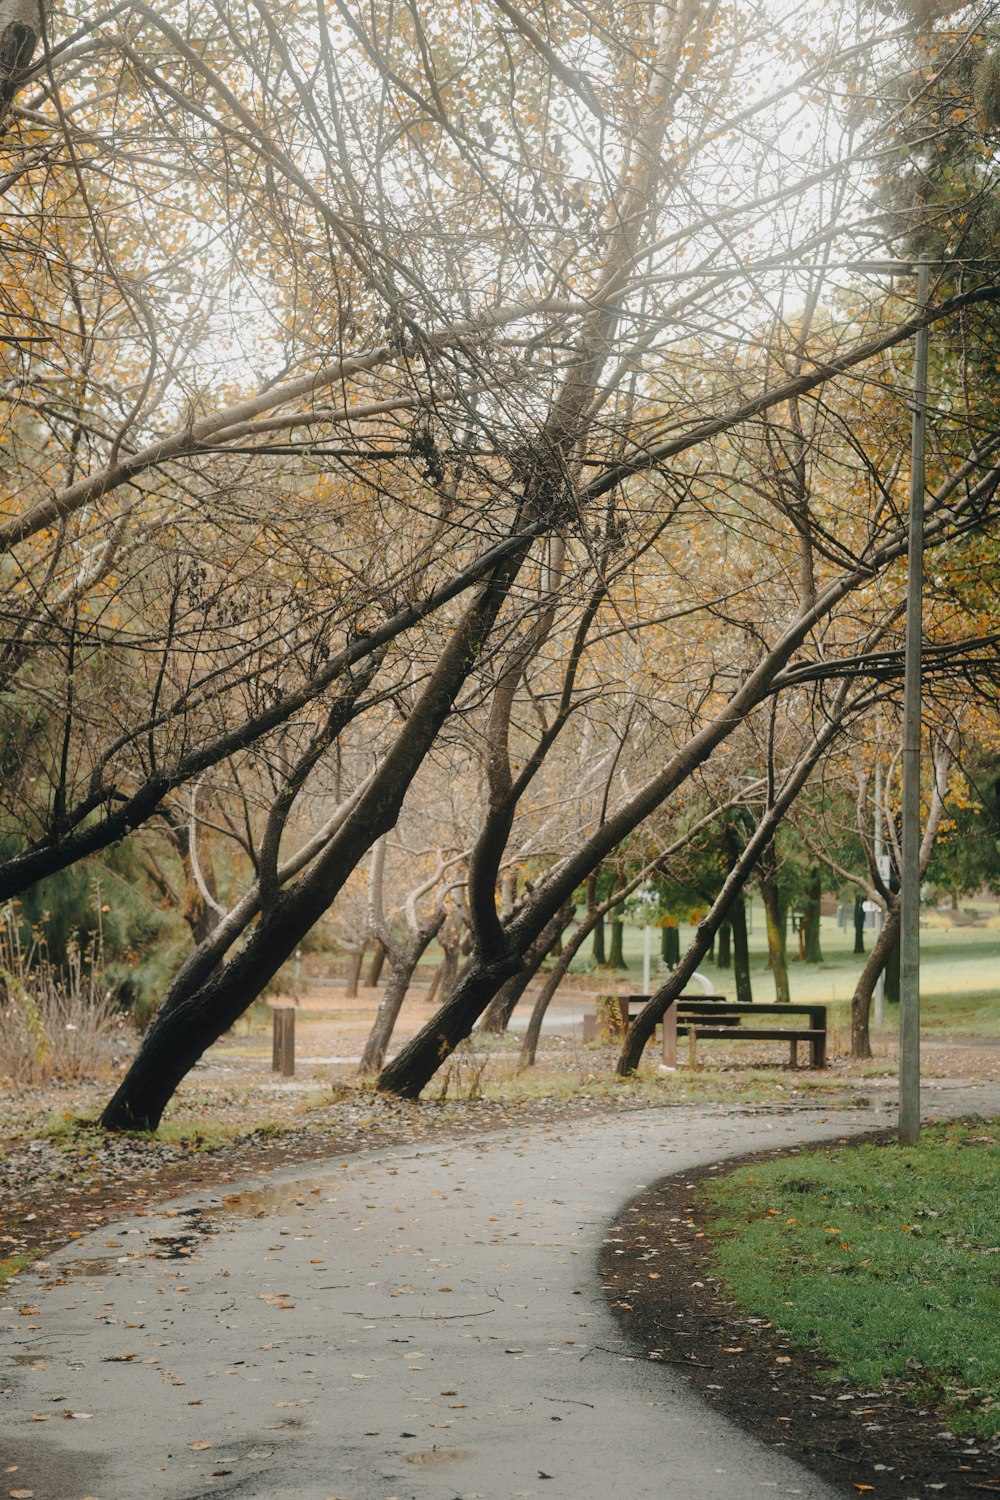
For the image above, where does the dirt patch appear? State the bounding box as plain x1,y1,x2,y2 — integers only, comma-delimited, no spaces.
600,1144,1000,1499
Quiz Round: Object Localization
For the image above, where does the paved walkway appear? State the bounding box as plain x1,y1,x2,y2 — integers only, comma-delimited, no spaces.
5,1081,999,1500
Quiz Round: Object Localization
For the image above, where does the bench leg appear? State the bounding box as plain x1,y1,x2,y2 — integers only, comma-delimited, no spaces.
789,1037,798,1069
811,1033,827,1069
687,1026,698,1069
662,1004,677,1067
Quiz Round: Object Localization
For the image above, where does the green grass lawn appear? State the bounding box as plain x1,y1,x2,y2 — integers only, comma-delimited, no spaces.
700,1121,1000,1436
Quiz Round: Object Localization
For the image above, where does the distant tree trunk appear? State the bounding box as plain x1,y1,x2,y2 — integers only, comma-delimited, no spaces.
730,896,752,1004
344,944,366,998
436,944,460,1006
591,915,606,965
365,942,386,988
480,903,573,1032
884,924,900,1005
424,962,443,1005
853,893,865,955
802,867,823,963
661,923,680,969
851,903,899,1058
358,917,444,1074
520,909,597,1067
716,919,731,968
606,913,626,969
759,849,790,1003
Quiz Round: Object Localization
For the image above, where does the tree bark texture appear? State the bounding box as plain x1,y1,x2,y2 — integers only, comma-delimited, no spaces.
479,903,572,1032
850,902,899,1059
358,917,444,1075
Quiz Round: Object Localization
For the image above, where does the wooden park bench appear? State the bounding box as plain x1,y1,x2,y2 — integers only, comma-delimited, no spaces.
584,994,827,1069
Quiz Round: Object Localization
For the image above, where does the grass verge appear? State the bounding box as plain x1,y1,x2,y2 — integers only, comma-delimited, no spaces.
701,1119,1000,1437
1,1249,42,1288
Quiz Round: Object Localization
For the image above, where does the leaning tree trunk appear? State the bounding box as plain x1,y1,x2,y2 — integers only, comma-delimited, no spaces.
101,556,531,1131
377,945,523,1098
850,903,899,1059
519,907,597,1067
478,970,531,1034
480,903,573,1033
616,710,841,1076
358,917,444,1075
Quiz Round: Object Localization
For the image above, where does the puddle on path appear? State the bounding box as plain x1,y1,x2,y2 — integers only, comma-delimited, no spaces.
404,1449,470,1466
56,1257,117,1278
219,1177,332,1219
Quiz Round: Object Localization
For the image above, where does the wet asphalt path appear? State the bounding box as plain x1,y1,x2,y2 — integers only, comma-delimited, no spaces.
5,1082,999,1500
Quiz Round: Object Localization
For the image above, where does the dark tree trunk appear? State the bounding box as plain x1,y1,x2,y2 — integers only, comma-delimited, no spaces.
730,895,752,1004
758,849,790,1003
365,942,386,988
344,944,366,999
100,556,530,1131
606,916,626,969
519,909,594,1067
377,652,852,1100
480,903,573,1033
377,946,524,1098
853,894,866,955
716,919,731,968
591,914,606,965
661,923,680,969
851,903,899,1058
802,867,823,963
358,917,444,1075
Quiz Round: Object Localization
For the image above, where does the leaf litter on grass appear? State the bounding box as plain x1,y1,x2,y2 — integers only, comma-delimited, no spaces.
701,1119,1000,1437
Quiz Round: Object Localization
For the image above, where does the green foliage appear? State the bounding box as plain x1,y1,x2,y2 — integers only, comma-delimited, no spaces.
3,842,184,1020
703,1122,1000,1436
926,753,1000,900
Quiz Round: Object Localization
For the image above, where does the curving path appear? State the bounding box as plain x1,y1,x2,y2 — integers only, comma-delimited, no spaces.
5,1082,999,1500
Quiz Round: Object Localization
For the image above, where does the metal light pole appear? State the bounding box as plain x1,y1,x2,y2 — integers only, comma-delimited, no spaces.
873,750,885,1032
899,261,930,1146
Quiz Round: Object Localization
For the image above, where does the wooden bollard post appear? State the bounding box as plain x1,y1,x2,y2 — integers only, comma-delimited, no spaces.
687,1024,698,1069
662,1000,677,1068
272,1007,295,1076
